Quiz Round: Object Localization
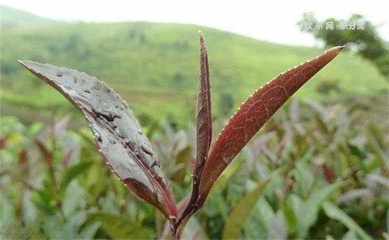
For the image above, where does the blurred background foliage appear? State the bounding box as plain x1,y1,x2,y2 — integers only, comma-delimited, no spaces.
1,5,388,239
298,13,389,77
1,96,388,239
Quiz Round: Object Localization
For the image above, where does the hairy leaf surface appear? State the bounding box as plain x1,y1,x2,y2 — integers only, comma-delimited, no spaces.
199,46,344,200
20,61,177,218
194,31,212,179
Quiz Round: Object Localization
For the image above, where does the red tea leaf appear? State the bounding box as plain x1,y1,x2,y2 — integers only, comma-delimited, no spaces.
176,32,213,229
194,31,212,181
34,138,53,166
321,164,335,183
0,136,9,150
198,46,344,200
20,61,177,218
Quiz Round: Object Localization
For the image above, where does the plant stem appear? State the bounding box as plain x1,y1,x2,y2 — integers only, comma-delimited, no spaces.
171,219,179,240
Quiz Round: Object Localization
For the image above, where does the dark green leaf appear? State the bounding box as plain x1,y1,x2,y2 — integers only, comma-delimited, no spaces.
296,183,342,238
60,161,93,193
222,180,269,240
283,197,297,233
90,213,154,239
323,201,372,240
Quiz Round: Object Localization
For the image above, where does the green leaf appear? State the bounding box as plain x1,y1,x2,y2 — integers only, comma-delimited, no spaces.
267,210,287,240
79,222,101,240
85,161,107,202
322,201,372,240
243,196,275,239
0,193,15,231
90,213,154,239
62,182,86,217
181,217,209,240
60,160,93,193
21,191,38,225
366,123,388,165
283,197,297,233
293,160,314,197
222,180,269,240
256,197,275,232
343,230,359,240
212,158,244,194
43,212,88,239
296,183,342,238
171,145,191,182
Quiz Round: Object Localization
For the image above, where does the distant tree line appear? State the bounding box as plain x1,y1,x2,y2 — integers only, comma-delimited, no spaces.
298,13,389,78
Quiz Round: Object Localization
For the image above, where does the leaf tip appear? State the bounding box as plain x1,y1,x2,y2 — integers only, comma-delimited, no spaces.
18,60,27,67
18,60,38,71
198,31,206,49
329,45,345,55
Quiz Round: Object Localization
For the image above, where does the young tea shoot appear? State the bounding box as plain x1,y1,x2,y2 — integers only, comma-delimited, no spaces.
20,31,343,239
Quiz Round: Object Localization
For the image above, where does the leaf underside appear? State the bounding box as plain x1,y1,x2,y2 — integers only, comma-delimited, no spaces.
199,46,344,200
19,60,177,218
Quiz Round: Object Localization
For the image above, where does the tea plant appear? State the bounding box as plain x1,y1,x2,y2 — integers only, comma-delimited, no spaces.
1,97,387,239
19,32,343,239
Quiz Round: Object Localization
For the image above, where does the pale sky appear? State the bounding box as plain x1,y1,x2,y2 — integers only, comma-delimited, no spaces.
1,0,388,46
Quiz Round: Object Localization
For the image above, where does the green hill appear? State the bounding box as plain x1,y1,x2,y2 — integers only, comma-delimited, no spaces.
0,5,58,29
1,7,387,125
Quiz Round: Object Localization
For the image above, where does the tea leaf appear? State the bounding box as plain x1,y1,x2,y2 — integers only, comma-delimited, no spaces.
282,198,297,233
60,161,93,193
322,201,372,240
20,61,177,218
267,210,288,240
296,183,342,238
222,180,269,240
79,222,101,240
181,217,209,240
90,213,154,239
199,46,344,200
194,31,212,179
366,123,388,165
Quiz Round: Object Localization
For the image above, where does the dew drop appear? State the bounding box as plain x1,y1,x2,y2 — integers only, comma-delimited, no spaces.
56,72,63,77
125,138,135,149
134,150,141,159
84,90,91,93
151,160,159,168
73,76,78,83
141,146,153,156
94,132,102,143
